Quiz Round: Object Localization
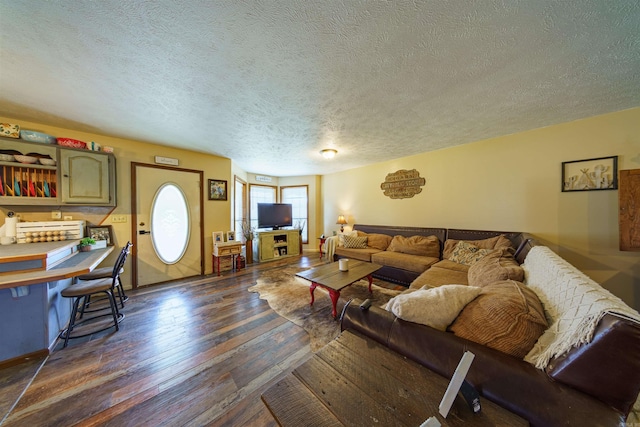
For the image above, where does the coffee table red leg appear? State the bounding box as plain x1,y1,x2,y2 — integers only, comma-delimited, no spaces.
328,289,340,319
366,274,373,293
309,282,317,306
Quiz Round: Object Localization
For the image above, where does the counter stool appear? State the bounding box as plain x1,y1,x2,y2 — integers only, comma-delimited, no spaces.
77,241,132,310
59,243,129,348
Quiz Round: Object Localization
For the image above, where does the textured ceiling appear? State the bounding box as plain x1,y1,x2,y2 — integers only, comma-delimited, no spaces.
1,1,639,176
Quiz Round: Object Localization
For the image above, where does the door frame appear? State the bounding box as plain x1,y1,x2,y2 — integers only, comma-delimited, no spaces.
131,162,205,289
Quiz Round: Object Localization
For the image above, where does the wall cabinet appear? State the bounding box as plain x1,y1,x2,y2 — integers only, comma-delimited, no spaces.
0,138,116,206
255,229,300,262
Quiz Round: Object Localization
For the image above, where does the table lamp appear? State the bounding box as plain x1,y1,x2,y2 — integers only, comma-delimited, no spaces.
336,215,347,232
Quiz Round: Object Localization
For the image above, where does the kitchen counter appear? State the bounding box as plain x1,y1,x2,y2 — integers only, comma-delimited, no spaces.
0,241,115,363
0,241,114,289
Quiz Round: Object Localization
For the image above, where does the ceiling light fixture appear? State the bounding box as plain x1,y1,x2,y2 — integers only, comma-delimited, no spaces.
320,149,337,159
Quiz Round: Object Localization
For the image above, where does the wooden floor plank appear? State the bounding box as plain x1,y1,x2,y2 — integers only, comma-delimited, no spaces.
1,255,322,426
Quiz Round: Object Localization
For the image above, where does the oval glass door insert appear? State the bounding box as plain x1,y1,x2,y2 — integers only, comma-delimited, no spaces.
151,183,190,264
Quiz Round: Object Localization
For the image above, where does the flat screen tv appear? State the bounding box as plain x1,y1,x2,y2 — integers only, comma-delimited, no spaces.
257,203,293,230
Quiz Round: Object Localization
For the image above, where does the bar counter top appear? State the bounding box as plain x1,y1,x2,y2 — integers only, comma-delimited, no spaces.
0,241,114,289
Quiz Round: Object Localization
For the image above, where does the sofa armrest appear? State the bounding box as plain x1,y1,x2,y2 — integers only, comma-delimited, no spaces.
386,318,627,427
546,312,640,414
340,298,396,347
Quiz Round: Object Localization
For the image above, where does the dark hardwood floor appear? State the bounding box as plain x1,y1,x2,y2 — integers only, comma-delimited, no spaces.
1,254,325,426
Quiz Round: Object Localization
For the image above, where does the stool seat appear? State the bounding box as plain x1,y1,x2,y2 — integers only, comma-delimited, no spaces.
62,278,112,297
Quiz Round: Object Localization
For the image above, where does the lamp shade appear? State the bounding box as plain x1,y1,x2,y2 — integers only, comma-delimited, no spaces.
336,215,347,232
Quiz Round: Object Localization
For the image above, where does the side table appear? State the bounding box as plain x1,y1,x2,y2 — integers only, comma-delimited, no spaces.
317,236,327,259
212,241,243,276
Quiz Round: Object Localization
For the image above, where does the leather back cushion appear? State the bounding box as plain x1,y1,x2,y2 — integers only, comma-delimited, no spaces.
467,248,524,287
449,280,548,358
387,235,440,257
443,235,513,260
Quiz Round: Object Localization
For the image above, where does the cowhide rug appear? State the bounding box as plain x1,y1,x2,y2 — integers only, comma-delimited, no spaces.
248,266,403,351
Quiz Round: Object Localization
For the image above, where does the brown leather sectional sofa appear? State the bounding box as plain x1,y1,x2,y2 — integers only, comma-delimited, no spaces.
333,224,532,286
337,226,640,426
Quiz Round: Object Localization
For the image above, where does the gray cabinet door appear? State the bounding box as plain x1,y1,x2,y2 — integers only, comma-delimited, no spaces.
60,149,114,205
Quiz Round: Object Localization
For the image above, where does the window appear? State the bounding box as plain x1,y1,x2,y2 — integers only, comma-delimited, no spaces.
249,184,276,231
234,176,247,238
281,185,308,243
150,183,190,264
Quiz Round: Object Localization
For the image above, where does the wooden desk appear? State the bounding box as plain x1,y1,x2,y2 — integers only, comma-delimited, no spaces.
212,241,243,276
262,330,529,426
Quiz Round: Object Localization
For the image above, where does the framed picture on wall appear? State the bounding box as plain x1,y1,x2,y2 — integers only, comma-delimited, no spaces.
208,179,227,200
562,156,618,192
87,225,114,246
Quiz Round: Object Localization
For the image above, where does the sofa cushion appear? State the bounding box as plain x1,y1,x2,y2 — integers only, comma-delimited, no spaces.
467,248,525,287
338,230,358,247
343,234,368,249
449,280,548,358
447,241,493,266
334,247,380,262
443,235,513,260
387,235,440,258
386,285,482,330
365,233,393,251
410,265,469,289
371,250,439,274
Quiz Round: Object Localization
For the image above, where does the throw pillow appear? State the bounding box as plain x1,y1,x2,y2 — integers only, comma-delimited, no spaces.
449,280,548,358
338,231,358,247
385,285,482,331
467,248,524,287
443,235,513,260
448,241,493,266
387,235,440,258
343,234,368,249
366,233,393,250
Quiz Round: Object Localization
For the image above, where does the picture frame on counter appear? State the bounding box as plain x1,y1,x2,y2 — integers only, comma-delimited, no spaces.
87,224,114,246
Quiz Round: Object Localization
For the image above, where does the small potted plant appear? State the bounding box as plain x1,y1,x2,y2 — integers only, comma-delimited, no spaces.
78,237,96,252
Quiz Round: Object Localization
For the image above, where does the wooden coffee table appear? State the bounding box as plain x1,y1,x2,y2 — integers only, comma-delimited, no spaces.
296,261,381,319
262,330,529,426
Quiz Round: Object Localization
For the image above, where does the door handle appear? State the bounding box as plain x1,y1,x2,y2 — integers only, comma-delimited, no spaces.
139,230,151,235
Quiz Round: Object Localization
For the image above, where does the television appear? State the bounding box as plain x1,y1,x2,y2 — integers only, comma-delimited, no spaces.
257,203,293,230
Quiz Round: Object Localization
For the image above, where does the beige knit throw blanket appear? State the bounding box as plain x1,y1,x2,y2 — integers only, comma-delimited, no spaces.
522,246,640,369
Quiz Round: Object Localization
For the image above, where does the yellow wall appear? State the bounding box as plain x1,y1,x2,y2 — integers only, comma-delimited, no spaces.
322,107,640,310
0,116,233,283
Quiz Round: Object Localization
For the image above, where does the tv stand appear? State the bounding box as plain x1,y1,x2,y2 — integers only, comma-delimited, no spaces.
255,230,300,262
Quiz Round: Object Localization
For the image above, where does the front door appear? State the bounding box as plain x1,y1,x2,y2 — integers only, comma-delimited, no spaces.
132,163,204,288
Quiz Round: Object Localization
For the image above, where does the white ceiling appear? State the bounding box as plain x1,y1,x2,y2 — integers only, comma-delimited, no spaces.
1,1,639,176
